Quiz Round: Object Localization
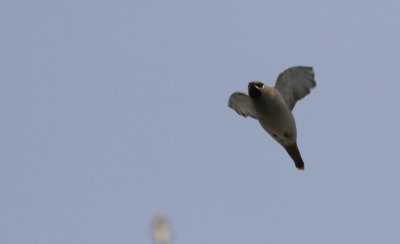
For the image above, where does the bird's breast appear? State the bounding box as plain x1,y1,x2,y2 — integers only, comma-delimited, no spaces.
252,95,297,145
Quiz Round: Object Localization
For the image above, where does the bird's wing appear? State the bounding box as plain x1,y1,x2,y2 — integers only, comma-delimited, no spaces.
274,66,316,110
228,91,258,119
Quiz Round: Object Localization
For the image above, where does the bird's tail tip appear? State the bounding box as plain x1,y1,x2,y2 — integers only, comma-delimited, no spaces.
294,157,305,170
284,143,305,170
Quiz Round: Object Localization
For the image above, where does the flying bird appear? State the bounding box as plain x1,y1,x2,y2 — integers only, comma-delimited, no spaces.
228,66,316,170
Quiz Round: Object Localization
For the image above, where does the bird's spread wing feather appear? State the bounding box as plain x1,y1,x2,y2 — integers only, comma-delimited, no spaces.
274,66,316,110
228,92,258,119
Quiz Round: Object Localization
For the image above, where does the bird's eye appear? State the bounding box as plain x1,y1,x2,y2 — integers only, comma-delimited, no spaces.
255,83,264,88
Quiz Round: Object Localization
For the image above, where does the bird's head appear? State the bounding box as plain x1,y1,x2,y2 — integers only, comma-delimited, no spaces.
248,81,264,99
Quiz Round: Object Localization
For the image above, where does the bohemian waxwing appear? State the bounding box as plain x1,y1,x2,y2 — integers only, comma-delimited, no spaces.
228,66,316,170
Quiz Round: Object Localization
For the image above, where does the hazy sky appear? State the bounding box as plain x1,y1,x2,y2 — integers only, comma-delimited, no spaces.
2,0,400,243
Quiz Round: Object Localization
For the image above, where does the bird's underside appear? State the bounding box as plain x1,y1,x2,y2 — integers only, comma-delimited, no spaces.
228,66,316,170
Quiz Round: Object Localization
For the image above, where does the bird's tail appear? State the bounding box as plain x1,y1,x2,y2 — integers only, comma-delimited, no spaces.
284,143,305,170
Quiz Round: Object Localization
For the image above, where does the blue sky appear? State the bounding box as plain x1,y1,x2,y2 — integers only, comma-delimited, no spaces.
2,0,400,243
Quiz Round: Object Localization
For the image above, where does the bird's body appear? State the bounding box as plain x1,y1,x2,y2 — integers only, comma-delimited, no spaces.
228,66,316,170
251,84,297,146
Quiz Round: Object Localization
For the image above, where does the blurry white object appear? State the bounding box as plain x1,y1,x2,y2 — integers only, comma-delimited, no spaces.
151,213,173,244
